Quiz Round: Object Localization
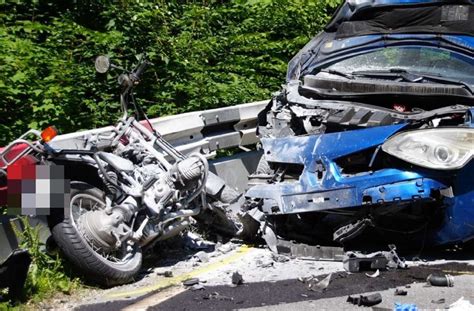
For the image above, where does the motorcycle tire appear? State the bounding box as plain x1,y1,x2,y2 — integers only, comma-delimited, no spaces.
51,181,142,287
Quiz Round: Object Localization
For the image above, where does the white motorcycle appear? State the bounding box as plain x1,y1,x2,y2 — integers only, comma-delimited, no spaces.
41,56,241,286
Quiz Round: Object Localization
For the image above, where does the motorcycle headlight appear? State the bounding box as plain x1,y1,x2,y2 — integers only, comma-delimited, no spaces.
382,128,474,170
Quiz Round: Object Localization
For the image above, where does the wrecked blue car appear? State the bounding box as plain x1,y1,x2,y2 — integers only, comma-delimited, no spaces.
243,0,474,248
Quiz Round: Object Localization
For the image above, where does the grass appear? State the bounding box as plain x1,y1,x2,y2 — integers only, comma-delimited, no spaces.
0,217,82,310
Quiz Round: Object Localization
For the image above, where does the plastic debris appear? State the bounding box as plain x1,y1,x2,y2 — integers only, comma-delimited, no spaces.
184,232,215,250
194,251,210,263
231,272,244,285
157,270,173,277
256,259,274,268
343,251,388,272
431,298,445,304
395,288,408,296
217,243,237,254
262,225,278,253
343,244,406,273
366,269,380,278
298,276,317,283
276,239,344,261
448,297,474,311
190,284,205,291
347,293,382,307
203,292,234,301
426,274,454,287
387,244,407,269
394,303,418,311
272,253,290,263
183,278,200,286
308,273,332,292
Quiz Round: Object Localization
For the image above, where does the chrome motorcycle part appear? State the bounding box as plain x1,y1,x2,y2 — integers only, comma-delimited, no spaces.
79,196,138,251
95,55,111,74
79,209,131,251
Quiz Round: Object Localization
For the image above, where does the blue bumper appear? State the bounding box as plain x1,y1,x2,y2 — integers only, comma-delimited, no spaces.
246,124,474,246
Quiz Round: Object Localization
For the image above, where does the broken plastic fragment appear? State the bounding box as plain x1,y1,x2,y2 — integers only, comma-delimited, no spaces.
308,273,332,292
448,297,474,311
232,271,244,285
431,298,445,304
366,269,380,278
183,278,200,286
395,288,408,296
347,293,382,307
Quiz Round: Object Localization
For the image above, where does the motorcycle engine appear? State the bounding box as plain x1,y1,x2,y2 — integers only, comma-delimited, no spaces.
115,143,206,246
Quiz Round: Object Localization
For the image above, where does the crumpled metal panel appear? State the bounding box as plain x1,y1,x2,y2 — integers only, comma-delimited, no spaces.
246,124,448,215
262,124,406,164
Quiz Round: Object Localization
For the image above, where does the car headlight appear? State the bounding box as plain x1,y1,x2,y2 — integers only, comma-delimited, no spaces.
382,128,474,170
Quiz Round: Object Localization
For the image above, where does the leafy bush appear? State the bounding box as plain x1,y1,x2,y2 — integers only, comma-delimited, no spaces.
13,217,81,303
0,0,340,146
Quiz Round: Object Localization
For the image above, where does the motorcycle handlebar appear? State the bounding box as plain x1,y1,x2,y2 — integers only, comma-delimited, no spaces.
133,60,151,80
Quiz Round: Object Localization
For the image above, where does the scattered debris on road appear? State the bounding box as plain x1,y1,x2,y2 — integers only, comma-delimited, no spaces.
216,242,237,254
231,272,244,286
275,239,344,261
308,273,332,292
365,269,380,278
343,245,407,273
394,302,418,311
203,292,234,301
271,253,290,263
184,232,215,250
431,298,445,304
394,288,408,296
256,259,274,268
347,293,382,307
156,270,173,277
182,278,200,287
448,297,474,311
190,284,205,291
426,273,454,287
194,251,210,263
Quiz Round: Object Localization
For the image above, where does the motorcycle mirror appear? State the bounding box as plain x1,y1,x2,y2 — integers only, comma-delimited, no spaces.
95,55,111,74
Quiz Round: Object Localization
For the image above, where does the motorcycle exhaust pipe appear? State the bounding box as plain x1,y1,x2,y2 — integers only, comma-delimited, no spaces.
156,220,190,241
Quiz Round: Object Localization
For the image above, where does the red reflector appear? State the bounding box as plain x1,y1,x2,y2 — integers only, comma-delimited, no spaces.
41,126,58,143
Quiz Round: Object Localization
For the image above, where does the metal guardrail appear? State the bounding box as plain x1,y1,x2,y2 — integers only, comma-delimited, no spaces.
50,100,268,156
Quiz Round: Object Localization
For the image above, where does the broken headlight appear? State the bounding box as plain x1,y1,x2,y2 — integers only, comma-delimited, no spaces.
382,128,474,170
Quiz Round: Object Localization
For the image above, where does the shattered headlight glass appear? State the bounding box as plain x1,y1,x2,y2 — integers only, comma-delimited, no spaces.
382,128,474,170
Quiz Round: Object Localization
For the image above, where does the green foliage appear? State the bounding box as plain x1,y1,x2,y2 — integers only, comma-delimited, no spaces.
13,217,81,303
0,0,340,145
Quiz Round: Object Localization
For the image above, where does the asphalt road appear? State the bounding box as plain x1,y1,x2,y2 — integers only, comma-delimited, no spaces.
72,244,474,311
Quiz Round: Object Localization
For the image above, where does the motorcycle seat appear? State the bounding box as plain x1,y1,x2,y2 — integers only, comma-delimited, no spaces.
98,152,135,172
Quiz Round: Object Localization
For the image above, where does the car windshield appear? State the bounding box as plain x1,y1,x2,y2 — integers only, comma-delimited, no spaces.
323,46,474,85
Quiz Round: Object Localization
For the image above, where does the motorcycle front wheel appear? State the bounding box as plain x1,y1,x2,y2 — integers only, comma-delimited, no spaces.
50,181,142,287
